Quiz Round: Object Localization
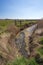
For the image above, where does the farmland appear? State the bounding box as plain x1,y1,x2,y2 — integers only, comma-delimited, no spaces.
0,19,37,34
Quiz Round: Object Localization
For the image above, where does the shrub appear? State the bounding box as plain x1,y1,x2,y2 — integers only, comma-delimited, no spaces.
35,53,43,65
38,47,43,55
39,37,43,45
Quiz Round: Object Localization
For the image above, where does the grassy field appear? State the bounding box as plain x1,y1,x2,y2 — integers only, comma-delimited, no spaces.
0,19,37,34
0,19,37,26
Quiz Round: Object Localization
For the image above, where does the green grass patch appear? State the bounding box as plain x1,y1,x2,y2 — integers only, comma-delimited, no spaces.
6,56,39,65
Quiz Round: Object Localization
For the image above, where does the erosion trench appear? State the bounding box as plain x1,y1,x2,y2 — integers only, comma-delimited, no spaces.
15,24,37,58
0,23,43,65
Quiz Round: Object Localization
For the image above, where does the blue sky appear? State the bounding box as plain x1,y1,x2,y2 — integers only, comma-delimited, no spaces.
0,0,43,19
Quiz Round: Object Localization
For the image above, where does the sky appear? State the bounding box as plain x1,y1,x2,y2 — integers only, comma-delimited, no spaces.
0,0,43,19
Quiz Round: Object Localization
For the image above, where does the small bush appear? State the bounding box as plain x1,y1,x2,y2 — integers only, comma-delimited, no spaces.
38,47,43,55
39,37,43,45
35,54,43,65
